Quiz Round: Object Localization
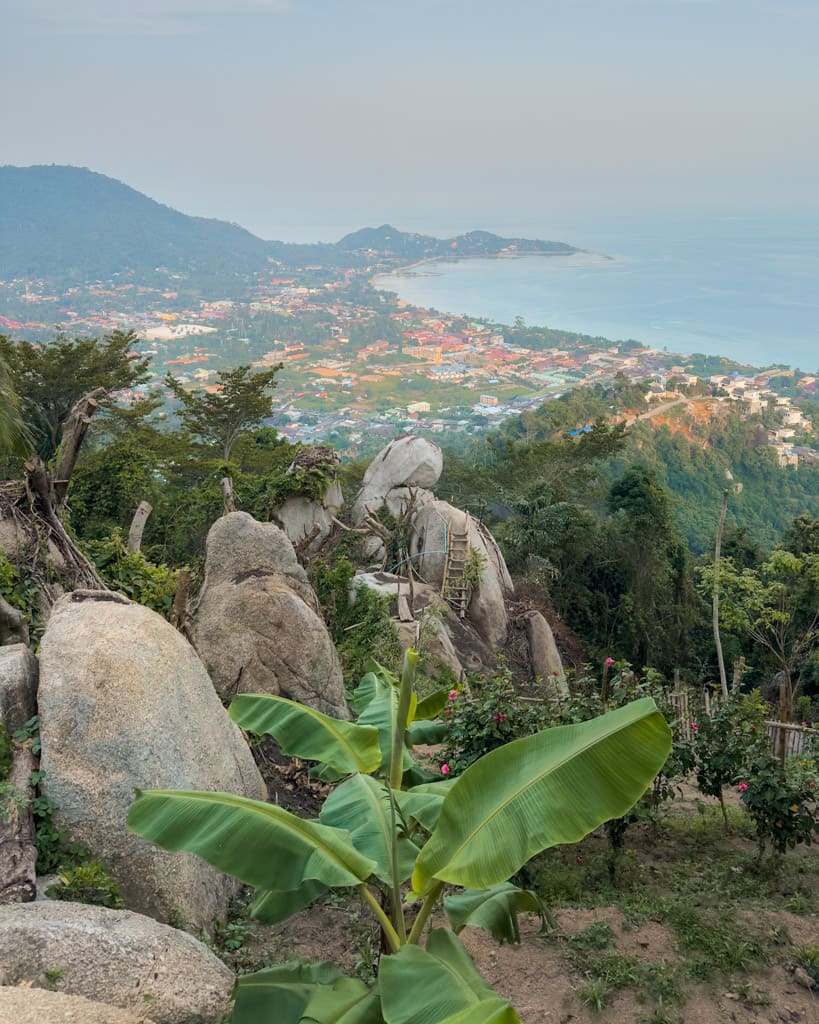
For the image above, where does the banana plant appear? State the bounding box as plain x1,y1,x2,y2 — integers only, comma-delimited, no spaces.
129,650,672,1024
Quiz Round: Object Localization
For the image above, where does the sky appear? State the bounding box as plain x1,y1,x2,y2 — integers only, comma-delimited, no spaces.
3,0,818,241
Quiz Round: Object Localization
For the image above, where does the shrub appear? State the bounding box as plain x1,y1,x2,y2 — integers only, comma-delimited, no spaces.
739,753,818,856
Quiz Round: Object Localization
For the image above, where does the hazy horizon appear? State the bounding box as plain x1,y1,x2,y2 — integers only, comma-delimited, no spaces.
4,1,818,243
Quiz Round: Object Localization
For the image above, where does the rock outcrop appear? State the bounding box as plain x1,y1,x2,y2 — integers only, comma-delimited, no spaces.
353,435,443,524
191,512,348,718
0,986,155,1024
0,902,232,1023
0,645,37,733
409,501,512,650
273,446,344,556
38,590,266,932
522,610,568,695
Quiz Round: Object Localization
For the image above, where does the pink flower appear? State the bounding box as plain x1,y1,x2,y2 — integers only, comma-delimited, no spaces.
801,721,808,727
738,781,749,793
691,722,698,732
448,690,459,701
749,724,756,731
604,657,614,667
441,763,451,776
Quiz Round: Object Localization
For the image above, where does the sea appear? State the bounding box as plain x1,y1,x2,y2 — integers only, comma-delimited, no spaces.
373,210,819,373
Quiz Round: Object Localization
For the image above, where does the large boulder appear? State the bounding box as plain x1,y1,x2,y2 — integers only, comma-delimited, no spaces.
273,446,345,555
38,590,266,932
409,501,513,650
0,902,233,1023
353,436,443,523
0,987,154,1024
0,645,37,733
522,611,568,696
191,512,348,719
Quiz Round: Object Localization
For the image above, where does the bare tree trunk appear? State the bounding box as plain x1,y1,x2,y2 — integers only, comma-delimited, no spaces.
170,569,191,631
221,477,236,515
0,743,37,904
126,501,153,554
712,489,730,700
53,388,106,510
24,455,107,592
0,596,28,646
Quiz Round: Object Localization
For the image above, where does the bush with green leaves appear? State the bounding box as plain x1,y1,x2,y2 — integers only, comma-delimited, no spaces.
738,753,818,856
437,668,550,776
693,691,770,825
45,860,123,909
312,557,401,689
83,531,180,615
129,651,672,1024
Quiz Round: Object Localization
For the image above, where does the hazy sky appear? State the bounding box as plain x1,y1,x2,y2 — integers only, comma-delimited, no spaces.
3,0,818,240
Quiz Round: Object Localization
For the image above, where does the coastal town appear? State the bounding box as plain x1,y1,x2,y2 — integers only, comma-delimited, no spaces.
1,254,816,463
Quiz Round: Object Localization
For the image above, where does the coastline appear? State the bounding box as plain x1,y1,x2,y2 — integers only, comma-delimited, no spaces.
371,247,815,374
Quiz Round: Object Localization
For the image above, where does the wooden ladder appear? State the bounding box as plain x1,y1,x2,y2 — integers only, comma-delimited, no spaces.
441,516,471,618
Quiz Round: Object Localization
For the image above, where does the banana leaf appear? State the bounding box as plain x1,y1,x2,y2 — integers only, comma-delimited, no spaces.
231,961,382,1024
413,688,451,723
230,693,381,776
351,669,393,714
357,681,413,780
412,698,671,893
406,720,449,746
320,773,420,885
437,1002,520,1024
249,878,328,924
379,929,516,1024
128,790,376,891
443,883,552,944
393,788,446,834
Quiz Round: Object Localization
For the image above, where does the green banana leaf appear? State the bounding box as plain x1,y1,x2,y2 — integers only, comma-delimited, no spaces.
413,688,451,723
379,929,517,1024
357,680,414,780
230,693,381,776
320,773,420,885
393,788,446,834
351,669,393,714
128,790,376,891
231,961,381,1024
443,883,552,944
437,1001,520,1024
412,698,671,893
406,720,449,746
249,878,328,924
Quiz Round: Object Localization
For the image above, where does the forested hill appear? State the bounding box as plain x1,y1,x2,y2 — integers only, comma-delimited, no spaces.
440,381,819,556
0,166,577,287
0,165,271,285
335,224,577,259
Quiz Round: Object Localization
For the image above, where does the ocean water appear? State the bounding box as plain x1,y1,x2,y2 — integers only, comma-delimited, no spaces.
374,211,819,372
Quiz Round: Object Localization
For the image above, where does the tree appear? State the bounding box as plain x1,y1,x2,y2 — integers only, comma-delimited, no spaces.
700,549,819,716
0,357,29,459
164,364,281,461
0,330,150,462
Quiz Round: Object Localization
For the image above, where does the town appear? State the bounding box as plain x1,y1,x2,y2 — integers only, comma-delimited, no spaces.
1,256,816,462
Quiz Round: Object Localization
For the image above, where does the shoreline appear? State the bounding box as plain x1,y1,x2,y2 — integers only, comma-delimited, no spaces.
370,255,812,376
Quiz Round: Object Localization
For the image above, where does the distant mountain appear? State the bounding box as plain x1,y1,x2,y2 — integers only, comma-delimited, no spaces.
0,165,272,287
0,166,578,289
336,223,577,260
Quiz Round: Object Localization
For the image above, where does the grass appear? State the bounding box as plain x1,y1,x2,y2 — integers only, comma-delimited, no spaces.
529,800,819,1014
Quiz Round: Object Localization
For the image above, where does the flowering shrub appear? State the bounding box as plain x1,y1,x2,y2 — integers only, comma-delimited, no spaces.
739,753,819,855
437,668,550,776
693,691,769,825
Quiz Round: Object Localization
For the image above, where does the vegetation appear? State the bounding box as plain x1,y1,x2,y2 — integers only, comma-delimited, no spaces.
128,653,671,1023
